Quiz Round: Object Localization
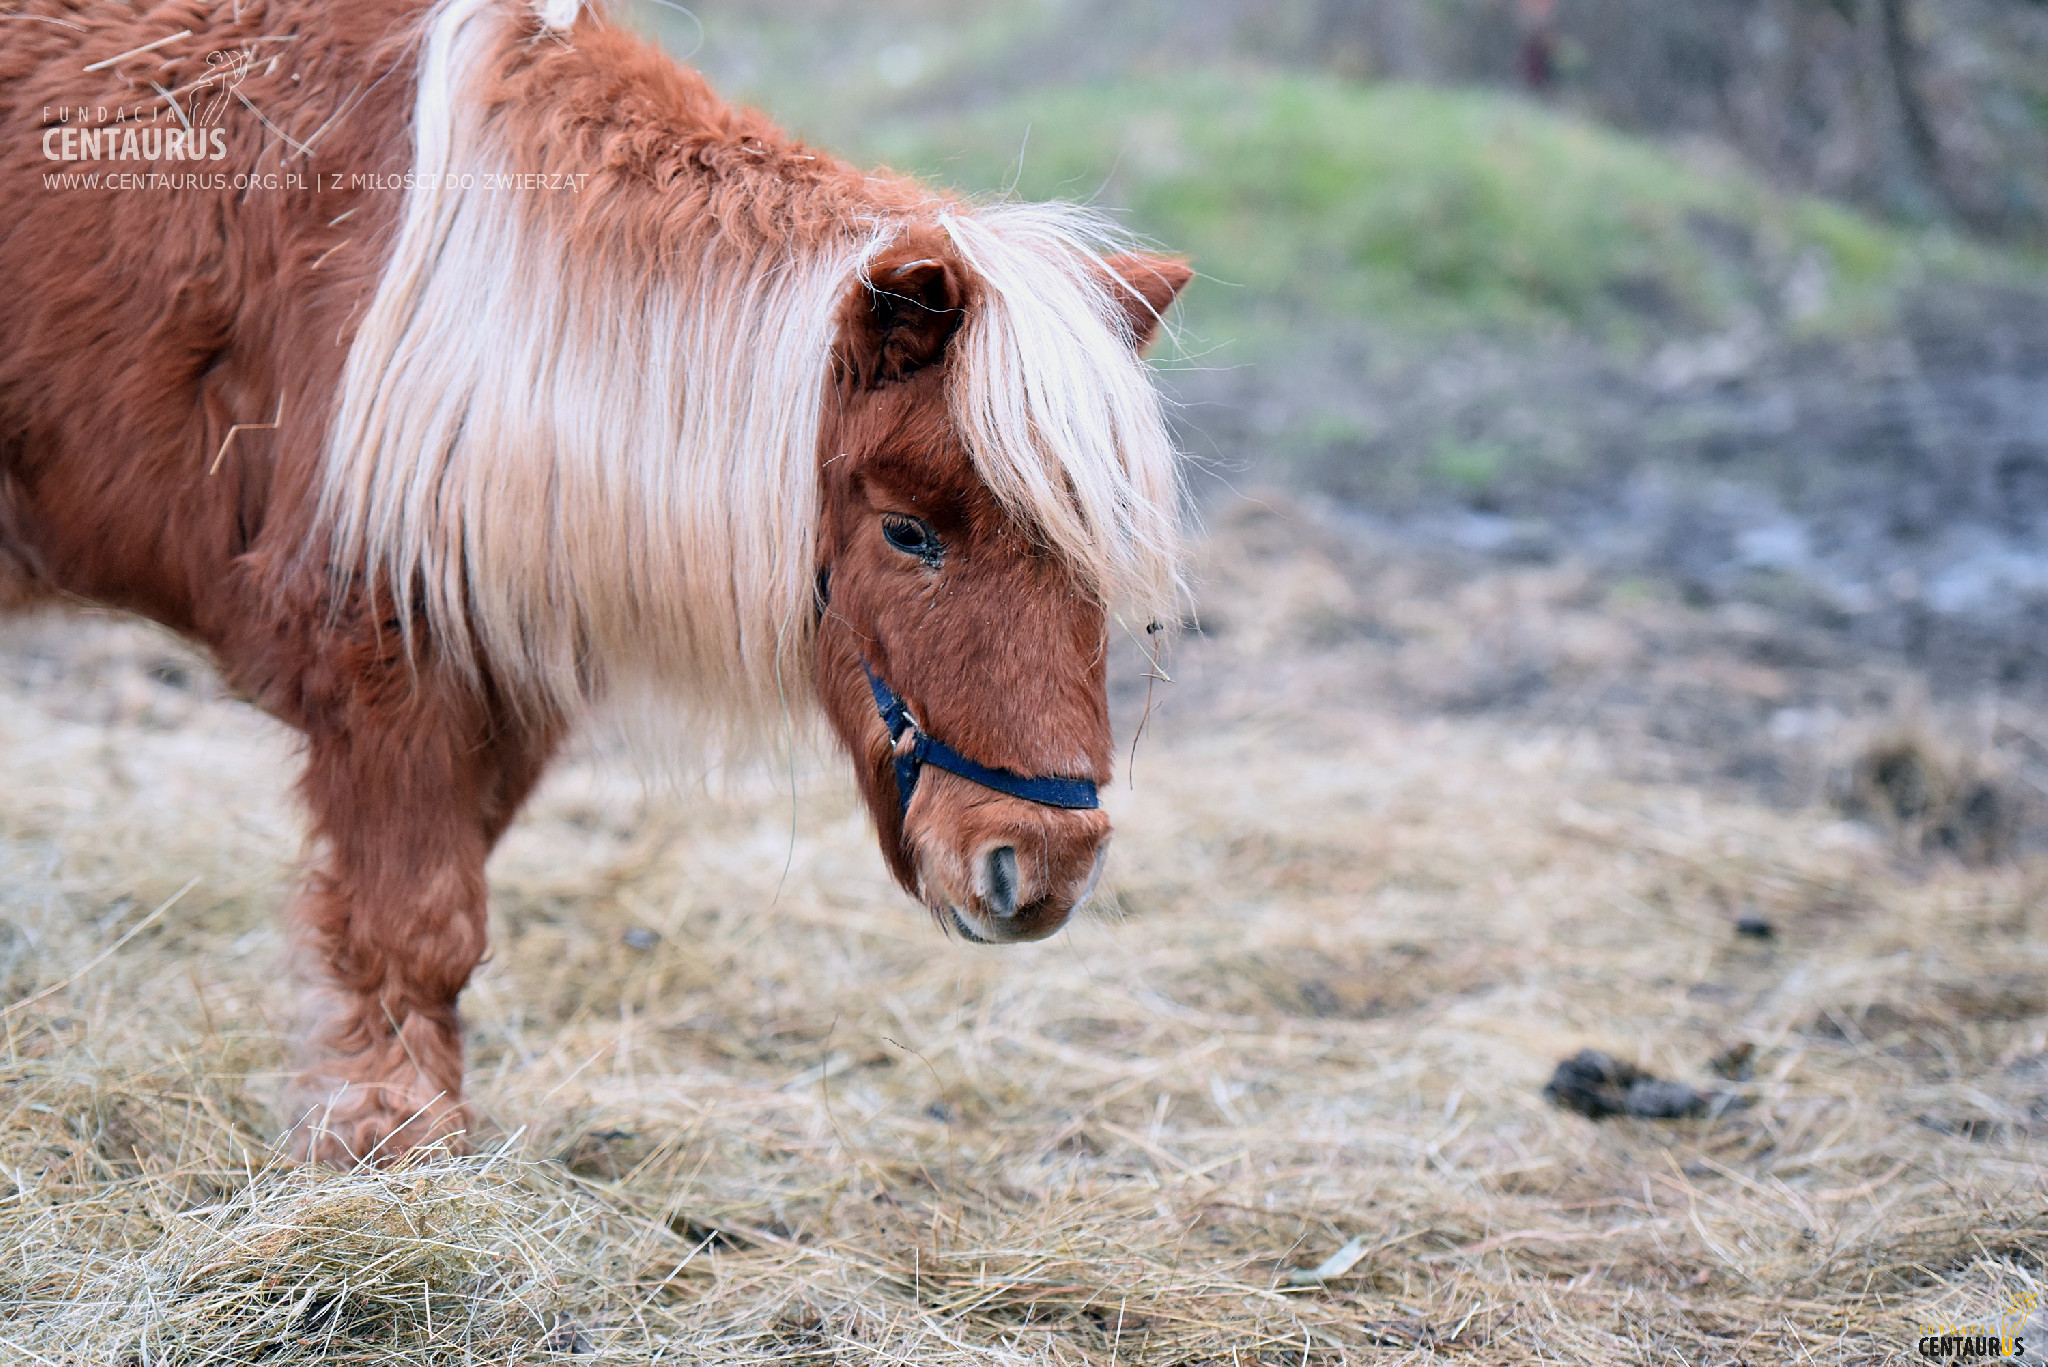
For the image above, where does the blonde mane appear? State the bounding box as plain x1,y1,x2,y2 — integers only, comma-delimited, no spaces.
940,205,1186,629
318,0,1184,736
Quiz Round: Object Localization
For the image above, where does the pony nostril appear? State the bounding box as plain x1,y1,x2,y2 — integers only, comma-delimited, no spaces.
984,846,1019,919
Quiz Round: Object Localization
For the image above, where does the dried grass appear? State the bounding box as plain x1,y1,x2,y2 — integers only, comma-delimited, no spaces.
2,506,2046,1363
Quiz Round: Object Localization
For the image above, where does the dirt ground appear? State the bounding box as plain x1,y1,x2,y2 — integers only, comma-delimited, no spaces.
2,493,2045,1364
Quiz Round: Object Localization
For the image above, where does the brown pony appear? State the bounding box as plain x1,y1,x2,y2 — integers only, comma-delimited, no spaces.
0,0,1188,1163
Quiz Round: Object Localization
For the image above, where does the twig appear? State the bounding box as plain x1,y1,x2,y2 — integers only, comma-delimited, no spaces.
149,80,190,132
234,87,313,159
0,877,198,1019
83,29,191,73
208,397,283,475
3,12,87,32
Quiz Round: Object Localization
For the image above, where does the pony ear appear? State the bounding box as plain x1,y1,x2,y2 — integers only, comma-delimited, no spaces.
1100,254,1192,353
844,250,967,387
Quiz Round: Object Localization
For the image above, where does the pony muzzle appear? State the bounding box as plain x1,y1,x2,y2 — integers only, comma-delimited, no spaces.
904,771,1111,944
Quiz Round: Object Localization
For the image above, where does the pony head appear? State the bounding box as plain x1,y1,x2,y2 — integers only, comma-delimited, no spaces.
815,215,1190,943
317,1,1191,943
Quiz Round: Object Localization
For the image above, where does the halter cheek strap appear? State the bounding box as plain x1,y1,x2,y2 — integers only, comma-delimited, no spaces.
860,660,1100,817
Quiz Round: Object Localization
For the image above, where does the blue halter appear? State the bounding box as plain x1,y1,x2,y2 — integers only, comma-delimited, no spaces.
860,660,1100,817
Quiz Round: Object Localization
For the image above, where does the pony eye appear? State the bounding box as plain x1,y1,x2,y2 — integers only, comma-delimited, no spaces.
880,513,943,566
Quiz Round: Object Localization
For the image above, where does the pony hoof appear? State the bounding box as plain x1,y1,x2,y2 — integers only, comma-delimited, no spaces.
283,1080,472,1167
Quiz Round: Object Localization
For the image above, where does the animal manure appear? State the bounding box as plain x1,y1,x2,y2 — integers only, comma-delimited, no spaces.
1835,732,2025,865
1709,1041,1756,1080
1543,1048,1711,1120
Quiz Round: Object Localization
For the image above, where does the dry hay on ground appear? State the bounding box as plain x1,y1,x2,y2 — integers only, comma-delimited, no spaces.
2,503,2046,1364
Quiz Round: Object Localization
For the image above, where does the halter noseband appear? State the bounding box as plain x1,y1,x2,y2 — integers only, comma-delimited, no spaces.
860,660,1100,817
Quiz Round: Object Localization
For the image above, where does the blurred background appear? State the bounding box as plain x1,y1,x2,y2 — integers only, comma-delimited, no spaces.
633,0,2048,820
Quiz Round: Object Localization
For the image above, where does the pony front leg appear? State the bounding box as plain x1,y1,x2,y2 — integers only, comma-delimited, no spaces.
279,687,553,1166
284,850,487,1165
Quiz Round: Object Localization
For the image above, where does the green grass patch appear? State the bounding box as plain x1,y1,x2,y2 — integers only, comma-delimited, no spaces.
855,72,1993,351
1426,437,1511,494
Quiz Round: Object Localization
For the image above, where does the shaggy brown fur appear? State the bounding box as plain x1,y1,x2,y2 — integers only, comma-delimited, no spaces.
0,0,1186,1164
